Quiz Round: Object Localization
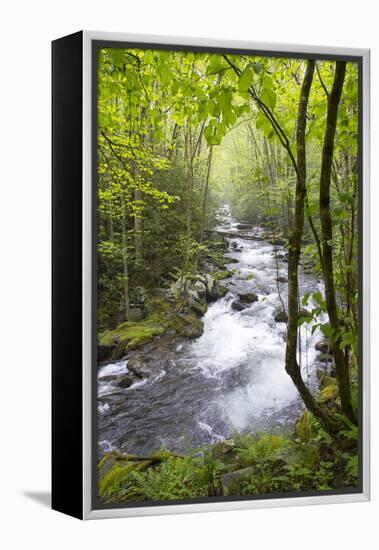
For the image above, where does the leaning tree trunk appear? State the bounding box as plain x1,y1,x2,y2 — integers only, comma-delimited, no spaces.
285,59,337,432
319,61,354,422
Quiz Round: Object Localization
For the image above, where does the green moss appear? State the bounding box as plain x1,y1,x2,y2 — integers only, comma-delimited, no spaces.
213,270,231,280
98,296,206,357
218,285,229,297
319,374,336,390
144,298,171,326
99,459,151,502
296,409,313,442
318,383,338,403
99,321,165,351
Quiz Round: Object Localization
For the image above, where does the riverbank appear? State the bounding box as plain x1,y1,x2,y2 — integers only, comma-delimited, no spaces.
98,373,358,503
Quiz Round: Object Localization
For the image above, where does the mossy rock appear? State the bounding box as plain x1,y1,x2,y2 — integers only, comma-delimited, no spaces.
296,409,313,442
179,319,204,338
188,296,208,317
219,467,256,496
150,448,175,462
212,439,238,465
217,285,229,297
98,458,152,502
99,321,165,357
318,382,338,403
317,371,336,391
213,270,231,281
315,338,333,353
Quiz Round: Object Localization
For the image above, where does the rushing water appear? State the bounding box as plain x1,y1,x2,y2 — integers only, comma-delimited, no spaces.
98,206,326,456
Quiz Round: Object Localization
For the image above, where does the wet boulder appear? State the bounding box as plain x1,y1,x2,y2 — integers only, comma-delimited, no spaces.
111,340,129,361
235,223,251,230
193,280,207,302
212,439,238,466
181,321,204,338
208,232,229,250
204,275,228,300
216,285,229,298
231,300,247,311
128,307,144,322
315,338,333,354
238,292,258,304
116,375,135,389
188,295,207,317
126,357,150,379
276,276,288,283
274,310,288,323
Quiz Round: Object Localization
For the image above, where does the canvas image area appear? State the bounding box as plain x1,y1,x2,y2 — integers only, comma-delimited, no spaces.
95,46,360,506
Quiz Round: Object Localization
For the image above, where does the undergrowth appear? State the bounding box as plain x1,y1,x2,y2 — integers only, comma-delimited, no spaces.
98,418,358,504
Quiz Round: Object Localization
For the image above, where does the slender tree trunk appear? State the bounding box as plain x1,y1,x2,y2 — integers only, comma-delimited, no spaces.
134,187,143,265
285,60,336,431
121,203,131,320
193,145,214,272
184,126,193,271
319,61,354,422
201,146,213,233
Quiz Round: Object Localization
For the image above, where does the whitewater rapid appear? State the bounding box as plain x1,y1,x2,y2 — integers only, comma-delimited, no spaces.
97,206,326,456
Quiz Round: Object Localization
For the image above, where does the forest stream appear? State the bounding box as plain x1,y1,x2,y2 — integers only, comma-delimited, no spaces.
98,205,327,457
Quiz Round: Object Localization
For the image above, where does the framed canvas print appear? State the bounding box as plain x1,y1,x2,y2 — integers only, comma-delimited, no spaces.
52,31,370,519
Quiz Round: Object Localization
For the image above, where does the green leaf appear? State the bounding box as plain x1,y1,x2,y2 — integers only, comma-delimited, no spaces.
256,111,266,130
261,87,277,111
160,67,172,85
223,108,237,127
306,202,318,217
109,49,125,67
218,89,233,115
313,291,325,307
302,292,311,306
252,62,263,74
207,55,227,75
320,323,333,338
171,80,179,96
238,67,254,92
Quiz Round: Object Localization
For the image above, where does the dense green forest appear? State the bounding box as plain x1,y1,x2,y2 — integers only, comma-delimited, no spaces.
97,47,359,503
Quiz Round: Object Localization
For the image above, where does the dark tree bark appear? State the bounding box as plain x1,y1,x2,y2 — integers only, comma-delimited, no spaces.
285,60,337,431
319,61,355,422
